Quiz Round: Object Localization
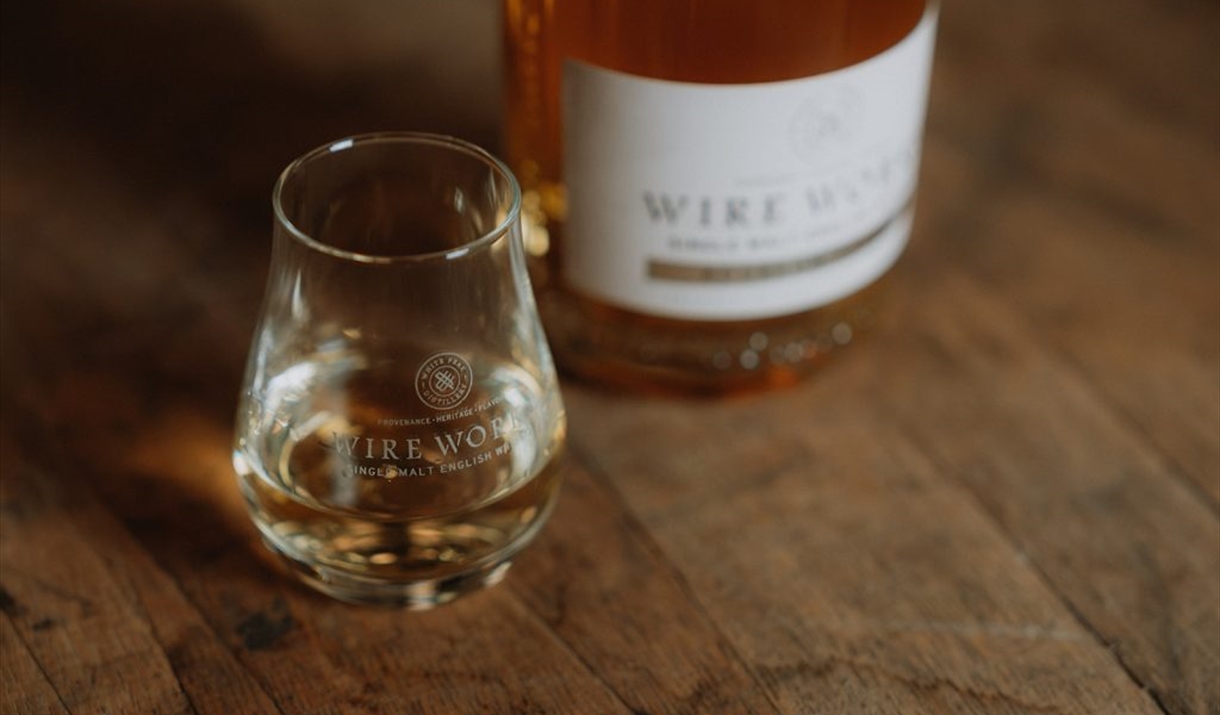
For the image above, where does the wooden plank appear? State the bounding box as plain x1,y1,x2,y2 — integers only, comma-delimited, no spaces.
931,180,1219,508
210,585,637,715
872,266,1220,715
924,0,1220,507
510,455,785,715
0,348,285,715
561,377,1164,714
894,2,1220,710
0,615,70,715
0,426,196,715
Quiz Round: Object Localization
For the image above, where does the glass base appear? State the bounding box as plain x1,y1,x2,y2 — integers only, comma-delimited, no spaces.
261,537,518,608
235,450,564,609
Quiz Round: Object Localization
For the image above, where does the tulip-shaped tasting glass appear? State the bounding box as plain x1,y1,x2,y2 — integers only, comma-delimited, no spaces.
233,133,565,607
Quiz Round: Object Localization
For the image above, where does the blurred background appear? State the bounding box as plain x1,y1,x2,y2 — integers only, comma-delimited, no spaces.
1,0,501,221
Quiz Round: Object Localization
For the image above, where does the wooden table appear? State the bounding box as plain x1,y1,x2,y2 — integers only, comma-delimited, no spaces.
2,0,1217,713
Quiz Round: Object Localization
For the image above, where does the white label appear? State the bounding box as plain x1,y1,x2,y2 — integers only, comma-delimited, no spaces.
562,9,937,320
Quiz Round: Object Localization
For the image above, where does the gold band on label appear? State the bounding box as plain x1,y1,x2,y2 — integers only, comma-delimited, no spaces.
648,200,912,284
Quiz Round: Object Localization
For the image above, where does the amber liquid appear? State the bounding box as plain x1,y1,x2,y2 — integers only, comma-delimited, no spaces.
504,0,929,394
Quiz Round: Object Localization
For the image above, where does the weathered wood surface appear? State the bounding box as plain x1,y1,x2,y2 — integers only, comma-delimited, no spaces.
1,0,1216,713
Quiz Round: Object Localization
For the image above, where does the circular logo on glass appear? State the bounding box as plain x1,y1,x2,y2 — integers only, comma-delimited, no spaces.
415,352,474,410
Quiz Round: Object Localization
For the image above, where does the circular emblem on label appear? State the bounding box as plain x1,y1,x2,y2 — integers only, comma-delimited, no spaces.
789,86,864,167
415,352,474,410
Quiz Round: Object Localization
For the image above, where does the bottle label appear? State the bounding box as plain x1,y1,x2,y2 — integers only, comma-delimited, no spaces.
562,9,938,320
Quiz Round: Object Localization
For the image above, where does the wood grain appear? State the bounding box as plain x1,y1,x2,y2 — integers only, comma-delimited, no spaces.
1,614,71,715
510,456,785,715
0,0,1216,713
874,267,1219,715
924,0,1220,512
906,2,1220,711
561,380,1165,715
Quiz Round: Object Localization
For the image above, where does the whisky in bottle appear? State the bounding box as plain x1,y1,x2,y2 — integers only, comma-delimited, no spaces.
503,0,937,394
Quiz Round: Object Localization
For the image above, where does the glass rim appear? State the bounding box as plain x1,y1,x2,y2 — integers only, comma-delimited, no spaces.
271,131,523,264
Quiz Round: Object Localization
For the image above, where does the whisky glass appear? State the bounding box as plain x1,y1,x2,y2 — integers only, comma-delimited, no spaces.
233,132,565,607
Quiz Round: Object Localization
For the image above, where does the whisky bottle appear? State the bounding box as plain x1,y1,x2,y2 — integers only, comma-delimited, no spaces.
503,0,937,394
